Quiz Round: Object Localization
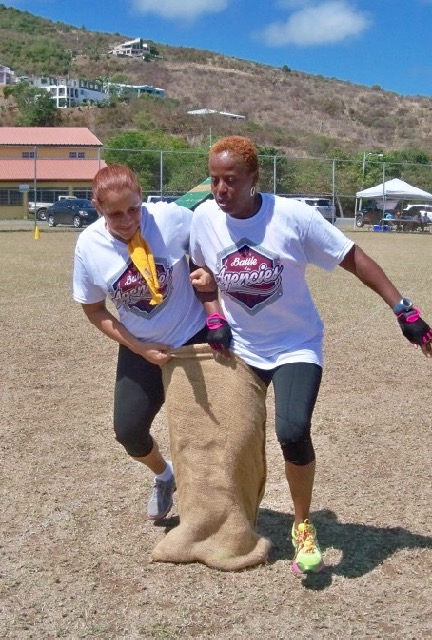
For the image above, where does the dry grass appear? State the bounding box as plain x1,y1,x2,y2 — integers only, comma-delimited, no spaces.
1,228,432,638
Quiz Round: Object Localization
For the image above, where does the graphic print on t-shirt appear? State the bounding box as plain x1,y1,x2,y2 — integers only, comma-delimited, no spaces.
108,258,172,316
216,240,284,314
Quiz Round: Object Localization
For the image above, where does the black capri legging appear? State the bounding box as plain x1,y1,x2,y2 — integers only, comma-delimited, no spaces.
251,362,323,466
113,326,208,457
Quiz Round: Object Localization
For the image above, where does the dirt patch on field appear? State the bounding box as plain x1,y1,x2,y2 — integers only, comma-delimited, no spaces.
1,228,431,638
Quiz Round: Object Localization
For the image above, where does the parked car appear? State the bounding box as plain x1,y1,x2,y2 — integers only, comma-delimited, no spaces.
355,206,384,227
28,201,52,221
47,198,99,228
28,195,77,221
146,195,181,204
284,196,337,223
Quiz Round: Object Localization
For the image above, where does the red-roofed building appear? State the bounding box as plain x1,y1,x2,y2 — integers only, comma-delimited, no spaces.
0,127,106,219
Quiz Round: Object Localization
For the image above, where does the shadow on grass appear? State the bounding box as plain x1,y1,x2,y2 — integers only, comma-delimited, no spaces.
150,508,431,589
257,508,432,589
152,514,180,529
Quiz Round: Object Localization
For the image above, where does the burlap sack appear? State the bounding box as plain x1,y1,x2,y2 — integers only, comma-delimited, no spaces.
151,344,271,571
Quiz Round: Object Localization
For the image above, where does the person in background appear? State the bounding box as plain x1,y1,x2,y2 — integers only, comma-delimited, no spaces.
417,210,428,232
189,135,432,575
73,164,222,523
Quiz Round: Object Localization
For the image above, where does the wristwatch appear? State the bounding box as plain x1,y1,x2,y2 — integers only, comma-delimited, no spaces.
393,298,413,314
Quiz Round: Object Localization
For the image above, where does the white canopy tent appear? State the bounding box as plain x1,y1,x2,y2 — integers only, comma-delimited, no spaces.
356,178,432,211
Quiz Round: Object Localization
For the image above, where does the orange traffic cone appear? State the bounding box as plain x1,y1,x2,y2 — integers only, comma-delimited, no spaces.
34,225,41,240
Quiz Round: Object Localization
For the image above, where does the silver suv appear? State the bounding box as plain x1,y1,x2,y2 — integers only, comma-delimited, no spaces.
286,197,337,224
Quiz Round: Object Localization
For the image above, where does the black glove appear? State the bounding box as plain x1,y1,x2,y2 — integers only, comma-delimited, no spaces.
205,313,232,350
396,308,432,345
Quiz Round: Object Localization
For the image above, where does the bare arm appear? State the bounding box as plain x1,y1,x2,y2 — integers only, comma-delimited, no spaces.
81,300,171,365
340,244,401,308
189,262,225,313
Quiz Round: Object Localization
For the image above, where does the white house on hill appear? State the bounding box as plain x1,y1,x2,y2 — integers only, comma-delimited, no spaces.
109,38,150,58
17,76,109,108
108,82,165,98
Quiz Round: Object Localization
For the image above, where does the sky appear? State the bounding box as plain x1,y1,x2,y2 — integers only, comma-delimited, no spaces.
3,0,432,98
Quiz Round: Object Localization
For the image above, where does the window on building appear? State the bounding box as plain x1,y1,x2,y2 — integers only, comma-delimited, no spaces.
0,189,23,206
73,189,92,199
30,189,69,204
69,151,85,159
22,151,35,159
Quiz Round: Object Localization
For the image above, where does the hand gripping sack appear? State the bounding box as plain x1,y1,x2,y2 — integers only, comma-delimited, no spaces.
151,344,271,571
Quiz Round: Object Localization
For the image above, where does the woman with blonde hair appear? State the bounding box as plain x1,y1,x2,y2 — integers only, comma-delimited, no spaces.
73,164,225,522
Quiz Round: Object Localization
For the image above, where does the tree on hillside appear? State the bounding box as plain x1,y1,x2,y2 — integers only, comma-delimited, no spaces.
256,146,290,193
103,131,167,191
103,130,207,194
4,81,59,126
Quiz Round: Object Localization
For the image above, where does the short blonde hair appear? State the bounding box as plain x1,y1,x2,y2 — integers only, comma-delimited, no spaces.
209,136,258,173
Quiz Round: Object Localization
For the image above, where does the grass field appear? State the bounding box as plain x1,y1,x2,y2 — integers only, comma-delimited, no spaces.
1,228,431,638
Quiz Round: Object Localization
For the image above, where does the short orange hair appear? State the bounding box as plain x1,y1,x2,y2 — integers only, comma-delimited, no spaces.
209,135,258,173
92,164,141,205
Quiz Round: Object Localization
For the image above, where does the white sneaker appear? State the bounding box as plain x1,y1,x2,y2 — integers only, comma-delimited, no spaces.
147,473,176,521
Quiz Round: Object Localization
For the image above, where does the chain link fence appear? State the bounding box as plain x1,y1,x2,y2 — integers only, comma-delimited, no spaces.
6,147,432,220
101,147,432,218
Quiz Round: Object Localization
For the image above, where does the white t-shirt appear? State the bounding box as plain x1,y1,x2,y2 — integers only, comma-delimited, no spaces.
73,201,206,348
190,193,354,368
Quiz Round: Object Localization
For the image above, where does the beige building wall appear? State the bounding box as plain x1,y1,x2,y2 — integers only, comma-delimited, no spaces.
0,205,24,219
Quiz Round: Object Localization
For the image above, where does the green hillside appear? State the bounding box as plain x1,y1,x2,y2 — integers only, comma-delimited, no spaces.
2,2,432,165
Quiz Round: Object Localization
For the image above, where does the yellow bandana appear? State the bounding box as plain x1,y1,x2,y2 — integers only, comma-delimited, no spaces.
128,229,163,305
